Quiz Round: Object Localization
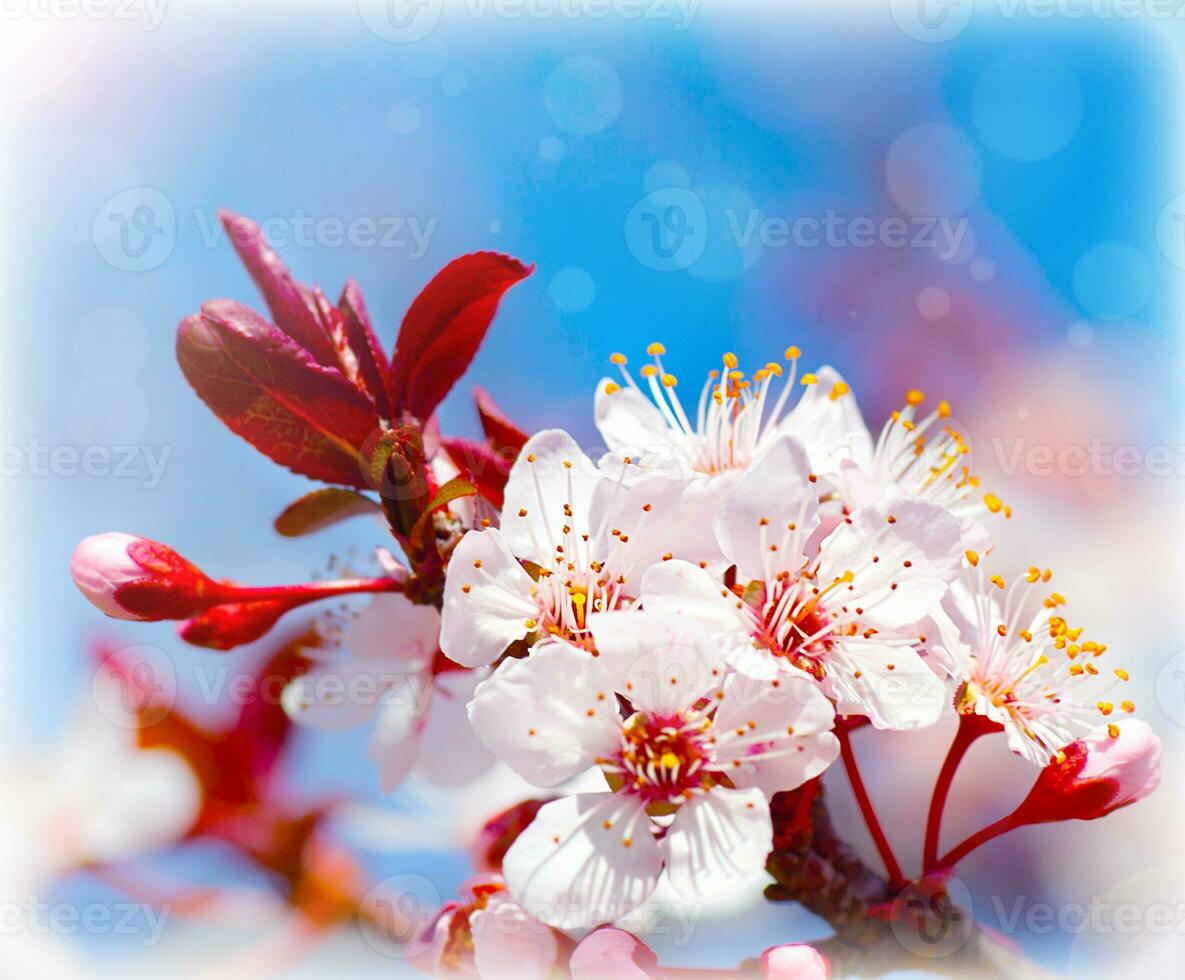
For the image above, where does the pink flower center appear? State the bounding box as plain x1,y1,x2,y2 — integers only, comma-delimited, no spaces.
607,710,716,805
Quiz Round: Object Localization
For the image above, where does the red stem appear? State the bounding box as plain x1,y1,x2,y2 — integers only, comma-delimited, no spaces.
922,715,987,873
836,725,905,889
934,813,1019,871
212,576,404,606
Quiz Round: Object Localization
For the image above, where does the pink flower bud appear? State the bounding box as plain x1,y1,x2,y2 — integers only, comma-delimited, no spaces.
70,532,215,621
1013,720,1161,826
570,929,660,979
762,944,831,979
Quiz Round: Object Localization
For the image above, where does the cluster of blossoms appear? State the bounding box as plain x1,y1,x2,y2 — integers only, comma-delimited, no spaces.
67,218,1160,975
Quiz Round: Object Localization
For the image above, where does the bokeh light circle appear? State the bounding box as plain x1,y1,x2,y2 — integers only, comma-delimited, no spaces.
973,51,1082,162
544,56,623,136
885,123,982,218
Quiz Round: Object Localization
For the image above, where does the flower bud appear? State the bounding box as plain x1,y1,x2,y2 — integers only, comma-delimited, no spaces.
1012,720,1161,827
762,944,831,979
70,533,215,621
570,929,660,980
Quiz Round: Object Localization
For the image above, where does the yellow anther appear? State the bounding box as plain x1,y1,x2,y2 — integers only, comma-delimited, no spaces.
722,352,738,369
965,550,980,567
661,373,678,388
1115,668,1130,681
647,342,666,356
801,373,818,386
640,364,658,378
984,493,1004,514
610,352,627,365
906,389,925,406
1107,724,1120,738
659,751,680,769
785,346,801,360
766,362,783,377
829,381,850,401
1121,700,1135,713
937,400,951,418
1019,629,1033,642
990,575,1006,590
604,381,621,395
1097,701,1113,716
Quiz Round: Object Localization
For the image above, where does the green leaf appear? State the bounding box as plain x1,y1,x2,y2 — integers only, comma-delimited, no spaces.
274,488,380,537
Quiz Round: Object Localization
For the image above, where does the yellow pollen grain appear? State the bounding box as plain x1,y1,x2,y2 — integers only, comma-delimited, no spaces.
526,453,536,463
461,584,471,594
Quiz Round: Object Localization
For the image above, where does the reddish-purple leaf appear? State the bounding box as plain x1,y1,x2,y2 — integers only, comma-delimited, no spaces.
473,386,529,456
220,210,339,367
441,436,512,509
339,278,395,417
389,252,532,419
177,300,381,487
274,488,381,537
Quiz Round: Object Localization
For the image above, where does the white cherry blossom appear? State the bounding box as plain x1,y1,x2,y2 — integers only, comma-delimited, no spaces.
467,614,838,928
640,435,963,730
440,428,681,667
283,593,491,791
941,553,1136,766
594,343,867,562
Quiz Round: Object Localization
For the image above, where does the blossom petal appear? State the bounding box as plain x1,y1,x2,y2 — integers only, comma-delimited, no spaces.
441,528,538,668
640,559,750,642
503,793,662,929
829,643,948,730
369,677,430,793
468,641,620,787
587,610,726,713
349,594,440,666
817,496,962,630
712,669,839,798
282,657,390,731
779,365,873,476
595,379,685,457
471,895,560,980
413,670,494,786
660,787,772,903
714,435,820,580
501,429,602,566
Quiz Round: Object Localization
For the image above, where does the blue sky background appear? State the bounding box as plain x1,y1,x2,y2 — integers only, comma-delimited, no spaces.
3,4,1184,975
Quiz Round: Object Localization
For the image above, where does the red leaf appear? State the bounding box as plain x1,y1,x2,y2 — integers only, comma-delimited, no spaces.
177,300,381,487
441,436,511,509
389,252,532,419
220,210,339,367
474,386,529,456
179,599,298,651
339,278,396,417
